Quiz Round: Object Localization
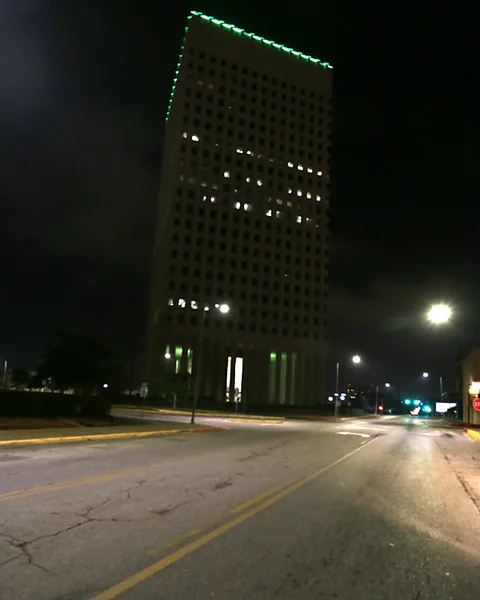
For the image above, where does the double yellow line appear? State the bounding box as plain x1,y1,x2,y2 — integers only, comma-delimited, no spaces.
90,437,378,600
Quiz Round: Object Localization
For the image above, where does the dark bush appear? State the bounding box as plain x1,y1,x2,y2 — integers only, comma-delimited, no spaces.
0,391,112,419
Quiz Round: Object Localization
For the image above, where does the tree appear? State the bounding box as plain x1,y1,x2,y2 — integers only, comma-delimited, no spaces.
11,368,32,389
37,330,119,395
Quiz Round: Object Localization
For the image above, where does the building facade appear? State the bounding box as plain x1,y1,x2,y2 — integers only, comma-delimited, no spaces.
461,348,480,425
147,11,332,407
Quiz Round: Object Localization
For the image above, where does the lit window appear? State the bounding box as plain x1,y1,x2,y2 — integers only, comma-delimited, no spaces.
287,162,294,168
276,198,282,205
210,196,216,203
212,183,218,189
307,167,313,174
276,211,282,218
297,165,304,171
188,176,195,184
297,216,302,223
202,195,207,202
306,217,313,224
297,190,302,197
316,195,321,202
182,132,188,139
306,192,312,199
235,202,241,209
201,181,207,187
191,300,198,309
317,170,323,176
168,298,174,306
266,209,272,217
288,188,293,194
224,171,230,178
178,298,186,308
247,150,253,156
192,135,199,142
236,148,244,154
246,177,251,183
257,179,263,186
244,203,252,211
286,201,293,207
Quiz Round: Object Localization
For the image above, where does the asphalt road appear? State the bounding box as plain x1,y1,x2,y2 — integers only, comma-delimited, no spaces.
0,416,479,599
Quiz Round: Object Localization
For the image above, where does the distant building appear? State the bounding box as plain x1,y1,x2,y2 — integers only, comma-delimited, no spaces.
461,348,480,425
147,11,332,406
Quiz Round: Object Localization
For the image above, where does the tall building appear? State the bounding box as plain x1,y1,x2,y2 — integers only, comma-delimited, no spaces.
147,11,332,407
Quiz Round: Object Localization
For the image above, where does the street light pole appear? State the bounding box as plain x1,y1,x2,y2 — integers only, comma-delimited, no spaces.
191,307,207,425
375,385,379,415
335,362,340,419
191,303,230,424
439,375,443,401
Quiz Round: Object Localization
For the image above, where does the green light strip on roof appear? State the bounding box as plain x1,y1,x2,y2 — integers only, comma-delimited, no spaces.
166,12,332,121
190,10,333,69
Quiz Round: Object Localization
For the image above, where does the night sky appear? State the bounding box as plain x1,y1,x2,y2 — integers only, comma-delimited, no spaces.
1,0,478,395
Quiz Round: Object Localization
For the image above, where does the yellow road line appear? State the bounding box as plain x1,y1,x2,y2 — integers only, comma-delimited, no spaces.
0,447,220,502
90,437,378,600
0,464,162,502
147,477,298,558
229,477,298,514
0,427,219,448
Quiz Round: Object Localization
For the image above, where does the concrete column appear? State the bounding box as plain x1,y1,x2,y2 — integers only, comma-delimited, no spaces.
285,352,293,406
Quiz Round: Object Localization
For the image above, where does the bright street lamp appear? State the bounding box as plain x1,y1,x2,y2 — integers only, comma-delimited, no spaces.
375,383,391,414
192,302,231,423
422,372,429,378
335,355,361,418
164,352,171,360
427,304,452,324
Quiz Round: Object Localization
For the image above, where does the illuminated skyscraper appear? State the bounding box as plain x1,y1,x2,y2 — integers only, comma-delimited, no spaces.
147,11,332,406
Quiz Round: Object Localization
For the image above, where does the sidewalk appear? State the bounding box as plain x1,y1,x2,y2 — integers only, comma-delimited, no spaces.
0,420,221,448
437,430,480,512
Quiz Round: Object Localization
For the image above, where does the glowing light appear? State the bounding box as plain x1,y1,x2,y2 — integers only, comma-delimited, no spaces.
165,353,171,359
224,171,230,178
219,303,230,314
352,355,361,364
427,304,452,324
192,135,199,142
190,11,333,70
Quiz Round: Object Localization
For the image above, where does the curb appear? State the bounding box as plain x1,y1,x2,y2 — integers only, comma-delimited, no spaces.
465,429,480,441
113,406,284,423
0,427,223,448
